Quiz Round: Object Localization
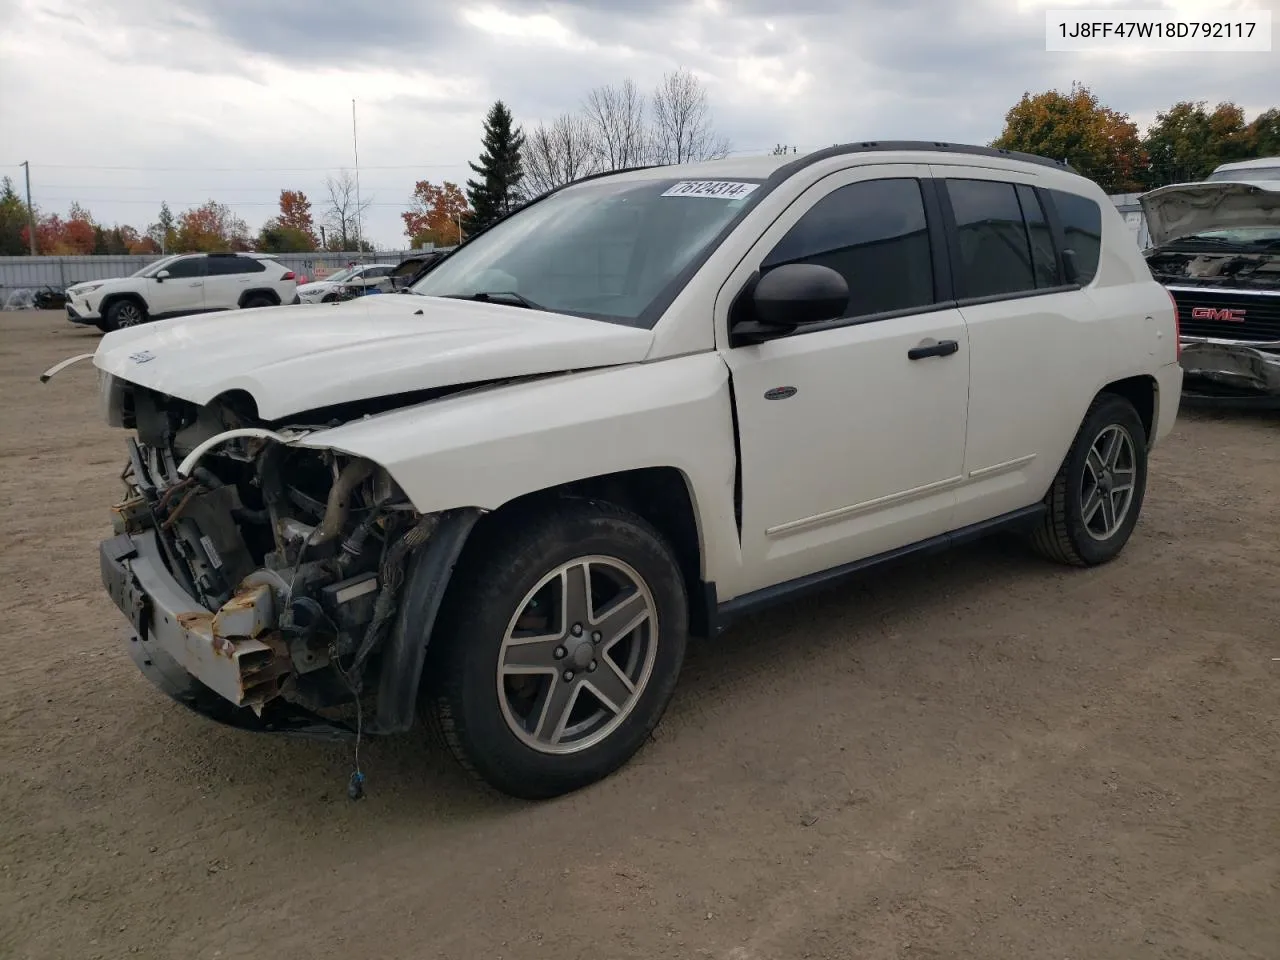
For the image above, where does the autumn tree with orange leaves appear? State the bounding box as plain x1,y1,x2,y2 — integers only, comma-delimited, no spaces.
258,189,319,252
992,82,1147,193
402,180,469,248
174,200,251,252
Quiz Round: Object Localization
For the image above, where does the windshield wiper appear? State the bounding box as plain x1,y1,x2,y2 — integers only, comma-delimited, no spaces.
445,291,543,310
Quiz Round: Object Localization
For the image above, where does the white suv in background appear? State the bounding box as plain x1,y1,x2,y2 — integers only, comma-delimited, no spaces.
68,141,1182,800
65,253,299,331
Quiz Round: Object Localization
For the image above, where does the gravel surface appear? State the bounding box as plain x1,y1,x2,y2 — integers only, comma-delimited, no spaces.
2,309,1277,960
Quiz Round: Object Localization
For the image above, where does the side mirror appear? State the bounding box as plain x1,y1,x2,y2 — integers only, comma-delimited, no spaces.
733,263,848,344
155,269,170,283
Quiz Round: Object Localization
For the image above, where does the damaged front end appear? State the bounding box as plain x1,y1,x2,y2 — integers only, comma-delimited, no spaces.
1141,180,1280,404
98,375,478,739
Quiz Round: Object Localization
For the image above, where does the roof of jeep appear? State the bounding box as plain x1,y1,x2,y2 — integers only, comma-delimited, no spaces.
586,140,1077,188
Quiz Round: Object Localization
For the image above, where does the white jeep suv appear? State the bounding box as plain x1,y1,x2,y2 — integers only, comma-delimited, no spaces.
65,252,299,331
55,142,1182,800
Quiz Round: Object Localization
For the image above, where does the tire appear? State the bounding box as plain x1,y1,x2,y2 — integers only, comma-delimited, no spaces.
321,293,338,303
1031,393,1149,567
103,299,146,331
241,295,276,310
427,500,689,800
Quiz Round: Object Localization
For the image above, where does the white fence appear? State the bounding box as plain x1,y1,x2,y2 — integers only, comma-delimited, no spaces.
0,249,445,296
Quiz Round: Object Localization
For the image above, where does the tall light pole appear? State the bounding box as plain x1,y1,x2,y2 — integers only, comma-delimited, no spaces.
352,98,364,257
20,161,36,255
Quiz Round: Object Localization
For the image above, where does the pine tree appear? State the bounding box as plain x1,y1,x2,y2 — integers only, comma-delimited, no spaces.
465,100,526,234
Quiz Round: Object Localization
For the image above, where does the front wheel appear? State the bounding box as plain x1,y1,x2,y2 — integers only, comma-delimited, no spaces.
1031,393,1149,566
427,501,689,799
103,299,146,331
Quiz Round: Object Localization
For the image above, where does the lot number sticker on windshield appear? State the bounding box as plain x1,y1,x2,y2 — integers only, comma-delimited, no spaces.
661,180,759,200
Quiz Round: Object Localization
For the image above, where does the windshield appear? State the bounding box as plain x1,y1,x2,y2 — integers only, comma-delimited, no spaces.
409,177,762,326
132,255,179,278
1206,166,1280,182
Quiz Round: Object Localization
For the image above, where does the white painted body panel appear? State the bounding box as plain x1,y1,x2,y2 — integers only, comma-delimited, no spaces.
93,294,655,420
296,354,746,593
714,163,970,593
928,164,1182,529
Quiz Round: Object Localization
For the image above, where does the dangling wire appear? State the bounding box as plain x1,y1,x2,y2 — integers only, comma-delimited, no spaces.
331,641,365,801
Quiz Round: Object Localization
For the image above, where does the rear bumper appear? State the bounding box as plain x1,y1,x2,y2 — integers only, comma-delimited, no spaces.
101,531,354,741
1180,339,1280,400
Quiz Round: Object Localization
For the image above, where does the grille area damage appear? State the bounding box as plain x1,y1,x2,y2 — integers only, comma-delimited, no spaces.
1146,247,1280,401
101,380,459,731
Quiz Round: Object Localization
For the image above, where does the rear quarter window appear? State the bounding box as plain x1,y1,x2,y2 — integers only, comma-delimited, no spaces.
1047,189,1102,285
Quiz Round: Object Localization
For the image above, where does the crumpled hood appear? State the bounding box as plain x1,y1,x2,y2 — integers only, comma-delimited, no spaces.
93,294,655,420
1140,179,1280,247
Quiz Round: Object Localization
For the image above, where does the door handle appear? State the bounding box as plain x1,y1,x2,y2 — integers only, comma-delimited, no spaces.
188,282,202,288
908,339,959,360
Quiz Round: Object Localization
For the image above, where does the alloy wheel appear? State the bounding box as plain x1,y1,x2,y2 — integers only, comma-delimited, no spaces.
496,556,658,755
1080,424,1137,541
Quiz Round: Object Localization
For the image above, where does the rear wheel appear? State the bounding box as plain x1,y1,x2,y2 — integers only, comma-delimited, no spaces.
428,501,689,800
103,299,146,331
1031,393,1148,566
242,295,276,309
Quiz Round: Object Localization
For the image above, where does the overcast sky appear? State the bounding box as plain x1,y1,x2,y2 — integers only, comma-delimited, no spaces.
2,0,1277,249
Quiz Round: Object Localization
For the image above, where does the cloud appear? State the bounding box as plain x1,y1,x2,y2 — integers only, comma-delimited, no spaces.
1,0,1276,247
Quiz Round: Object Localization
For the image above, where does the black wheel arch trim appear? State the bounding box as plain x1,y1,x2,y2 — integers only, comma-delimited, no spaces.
238,288,282,308
372,507,484,734
100,292,149,316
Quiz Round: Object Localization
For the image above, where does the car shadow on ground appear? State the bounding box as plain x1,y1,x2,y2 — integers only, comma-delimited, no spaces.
132,532,1047,827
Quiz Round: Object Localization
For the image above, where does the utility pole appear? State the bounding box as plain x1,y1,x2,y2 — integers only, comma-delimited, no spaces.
352,98,363,258
319,224,327,249
20,161,36,255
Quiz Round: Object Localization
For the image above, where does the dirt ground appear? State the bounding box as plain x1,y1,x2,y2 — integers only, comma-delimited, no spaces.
1,308,1277,960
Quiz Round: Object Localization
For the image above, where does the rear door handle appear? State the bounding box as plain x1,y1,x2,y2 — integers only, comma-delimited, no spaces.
908,339,959,360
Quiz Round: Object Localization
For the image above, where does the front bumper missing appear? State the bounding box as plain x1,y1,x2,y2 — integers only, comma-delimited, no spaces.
101,531,354,741
1180,340,1280,405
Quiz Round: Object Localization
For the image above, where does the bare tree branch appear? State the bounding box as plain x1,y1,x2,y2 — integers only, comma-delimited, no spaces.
523,113,600,199
582,79,650,171
322,169,373,250
650,69,732,165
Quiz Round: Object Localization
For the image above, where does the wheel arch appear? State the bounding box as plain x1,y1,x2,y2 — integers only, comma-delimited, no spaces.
474,466,714,637
99,291,148,318
237,288,282,308
373,466,714,736
1098,374,1157,447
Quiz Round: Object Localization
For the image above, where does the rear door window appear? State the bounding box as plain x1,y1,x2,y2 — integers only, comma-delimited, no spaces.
943,179,1037,299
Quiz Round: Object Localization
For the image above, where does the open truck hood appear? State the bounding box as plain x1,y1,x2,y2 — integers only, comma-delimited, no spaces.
93,294,655,421
1140,179,1280,247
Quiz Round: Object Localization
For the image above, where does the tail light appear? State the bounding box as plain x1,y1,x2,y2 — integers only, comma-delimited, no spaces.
281,271,296,281
1167,289,1181,360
